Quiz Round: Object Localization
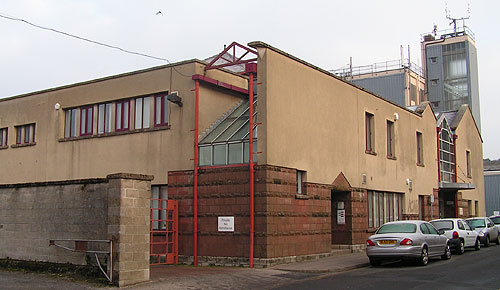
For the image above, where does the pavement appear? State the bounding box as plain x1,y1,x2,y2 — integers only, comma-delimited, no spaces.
125,251,370,290
0,251,370,290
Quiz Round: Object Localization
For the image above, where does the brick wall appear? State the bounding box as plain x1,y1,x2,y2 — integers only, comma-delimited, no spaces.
168,164,332,262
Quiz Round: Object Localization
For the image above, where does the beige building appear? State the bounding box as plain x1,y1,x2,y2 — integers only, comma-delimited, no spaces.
0,41,485,273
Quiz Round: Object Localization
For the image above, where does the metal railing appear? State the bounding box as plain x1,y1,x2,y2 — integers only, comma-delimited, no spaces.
330,58,423,79
421,26,475,42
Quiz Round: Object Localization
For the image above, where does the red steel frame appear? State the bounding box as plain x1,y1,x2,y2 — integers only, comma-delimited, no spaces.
195,42,258,268
150,199,178,265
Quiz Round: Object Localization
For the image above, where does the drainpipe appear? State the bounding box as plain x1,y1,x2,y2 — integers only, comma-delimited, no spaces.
248,73,255,268
194,80,199,266
436,127,441,182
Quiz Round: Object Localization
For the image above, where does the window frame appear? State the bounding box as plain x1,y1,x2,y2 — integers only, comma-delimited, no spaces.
367,191,403,229
365,112,375,154
80,105,94,136
115,99,130,132
297,170,306,194
97,103,112,134
154,92,169,127
386,120,395,159
65,108,78,138
466,150,472,178
15,123,36,145
0,127,7,147
416,131,424,166
135,96,151,130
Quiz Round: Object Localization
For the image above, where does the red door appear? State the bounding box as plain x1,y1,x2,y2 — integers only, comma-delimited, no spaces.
150,199,178,265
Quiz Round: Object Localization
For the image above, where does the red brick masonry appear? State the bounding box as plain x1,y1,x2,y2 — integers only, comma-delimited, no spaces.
168,164,331,260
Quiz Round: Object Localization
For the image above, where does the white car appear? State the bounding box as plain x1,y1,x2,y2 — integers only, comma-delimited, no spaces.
430,218,480,254
489,215,500,232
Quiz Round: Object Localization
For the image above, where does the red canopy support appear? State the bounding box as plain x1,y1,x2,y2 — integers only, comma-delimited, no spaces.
205,42,257,71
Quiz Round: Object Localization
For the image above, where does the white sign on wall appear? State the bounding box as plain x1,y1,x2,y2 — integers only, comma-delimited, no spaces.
218,216,234,232
337,210,345,225
494,211,500,216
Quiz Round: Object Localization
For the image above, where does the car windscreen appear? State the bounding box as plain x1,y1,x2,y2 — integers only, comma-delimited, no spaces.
377,223,417,234
430,220,453,230
467,219,486,228
490,217,500,225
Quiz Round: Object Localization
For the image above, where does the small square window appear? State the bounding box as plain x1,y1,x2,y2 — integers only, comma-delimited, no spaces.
430,57,438,64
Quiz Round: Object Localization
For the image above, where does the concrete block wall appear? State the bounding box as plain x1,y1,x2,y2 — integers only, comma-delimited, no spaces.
0,179,109,264
0,173,153,287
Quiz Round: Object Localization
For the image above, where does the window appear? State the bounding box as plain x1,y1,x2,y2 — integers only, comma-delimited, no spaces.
297,170,306,194
0,128,7,147
466,150,472,177
155,93,169,126
419,89,425,102
430,79,438,86
98,103,112,134
468,200,472,217
416,131,423,166
458,220,465,230
151,185,168,230
65,108,78,138
410,83,417,104
135,96,151,129
439,119,456,182
475,201,479,217
367,191,403,228
115,100,130,131
80,105,93,136
430,56,438,64
15,123,35,145
365,112,374,153
386,121,394,158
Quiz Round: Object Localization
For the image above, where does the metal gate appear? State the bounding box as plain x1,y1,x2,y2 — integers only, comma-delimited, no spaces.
150,198,178,265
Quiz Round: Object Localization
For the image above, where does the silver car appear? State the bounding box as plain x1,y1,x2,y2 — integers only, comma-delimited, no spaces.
489,215,500,232
466,217,500,247
366,221,451,266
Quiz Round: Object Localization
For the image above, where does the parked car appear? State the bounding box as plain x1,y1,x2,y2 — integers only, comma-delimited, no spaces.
366,221,451,266
430,218,480,254
466,217,500,247
489,215,500,231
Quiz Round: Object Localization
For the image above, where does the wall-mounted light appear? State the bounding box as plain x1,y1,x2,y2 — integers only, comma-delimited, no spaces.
394,113,399,121
167,91,183,107
54,103,61,110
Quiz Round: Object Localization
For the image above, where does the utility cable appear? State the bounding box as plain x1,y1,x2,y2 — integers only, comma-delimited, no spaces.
0,12,191,77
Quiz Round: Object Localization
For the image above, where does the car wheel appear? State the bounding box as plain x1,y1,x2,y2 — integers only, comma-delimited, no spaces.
456,240,465,255
484,235,490,247
475,238,481,251
418,247,429,266
369,257,381,267
441,243,451,260
496,234,500,245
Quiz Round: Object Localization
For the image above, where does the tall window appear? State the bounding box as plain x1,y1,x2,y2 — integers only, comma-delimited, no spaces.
65,108,78,138
98,103,112,134
297,170,306,194
16,123,36,145
151,185,168,230
80,105,93,136
135,96,151,129
365,112,374,153
155,93,169,126
439,119,456,182
115,100,130,131
416,131,423,165
0,128,7,147
386,120,394,158
410,83,417,104
367,191,403,228
466,150,472,177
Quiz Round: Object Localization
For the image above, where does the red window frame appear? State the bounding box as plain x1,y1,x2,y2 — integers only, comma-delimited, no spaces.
16,123,35,145
80,105,94,136
365,112,374,153
416,131,423,165
115,99,130,132
97,103,112,134
154,93,169,127
387,120,394,158
0,128,7,146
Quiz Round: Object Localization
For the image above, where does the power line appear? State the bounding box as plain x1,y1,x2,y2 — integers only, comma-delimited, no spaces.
0,12,191,77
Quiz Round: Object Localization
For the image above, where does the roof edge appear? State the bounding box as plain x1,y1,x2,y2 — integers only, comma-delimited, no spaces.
248,41,426,118
0,59,204,102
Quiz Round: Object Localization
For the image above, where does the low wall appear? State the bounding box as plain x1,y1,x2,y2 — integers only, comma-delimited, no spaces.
0,173,153,287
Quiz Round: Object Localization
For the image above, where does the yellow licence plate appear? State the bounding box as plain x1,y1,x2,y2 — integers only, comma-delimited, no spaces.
378,240,396,245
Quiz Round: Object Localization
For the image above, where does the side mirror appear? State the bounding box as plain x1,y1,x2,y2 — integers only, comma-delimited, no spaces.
438,229,445,235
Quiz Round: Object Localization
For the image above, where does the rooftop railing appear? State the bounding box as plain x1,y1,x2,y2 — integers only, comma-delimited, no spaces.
330,58,423,79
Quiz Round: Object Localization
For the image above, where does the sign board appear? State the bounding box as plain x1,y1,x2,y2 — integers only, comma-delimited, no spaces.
337,201,345,210
494,211,500,216
218,216,234,232
459,208,464,216
337,210,345,225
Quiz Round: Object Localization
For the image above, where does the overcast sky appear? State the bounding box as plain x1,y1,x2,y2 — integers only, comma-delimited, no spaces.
1,0,499,159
